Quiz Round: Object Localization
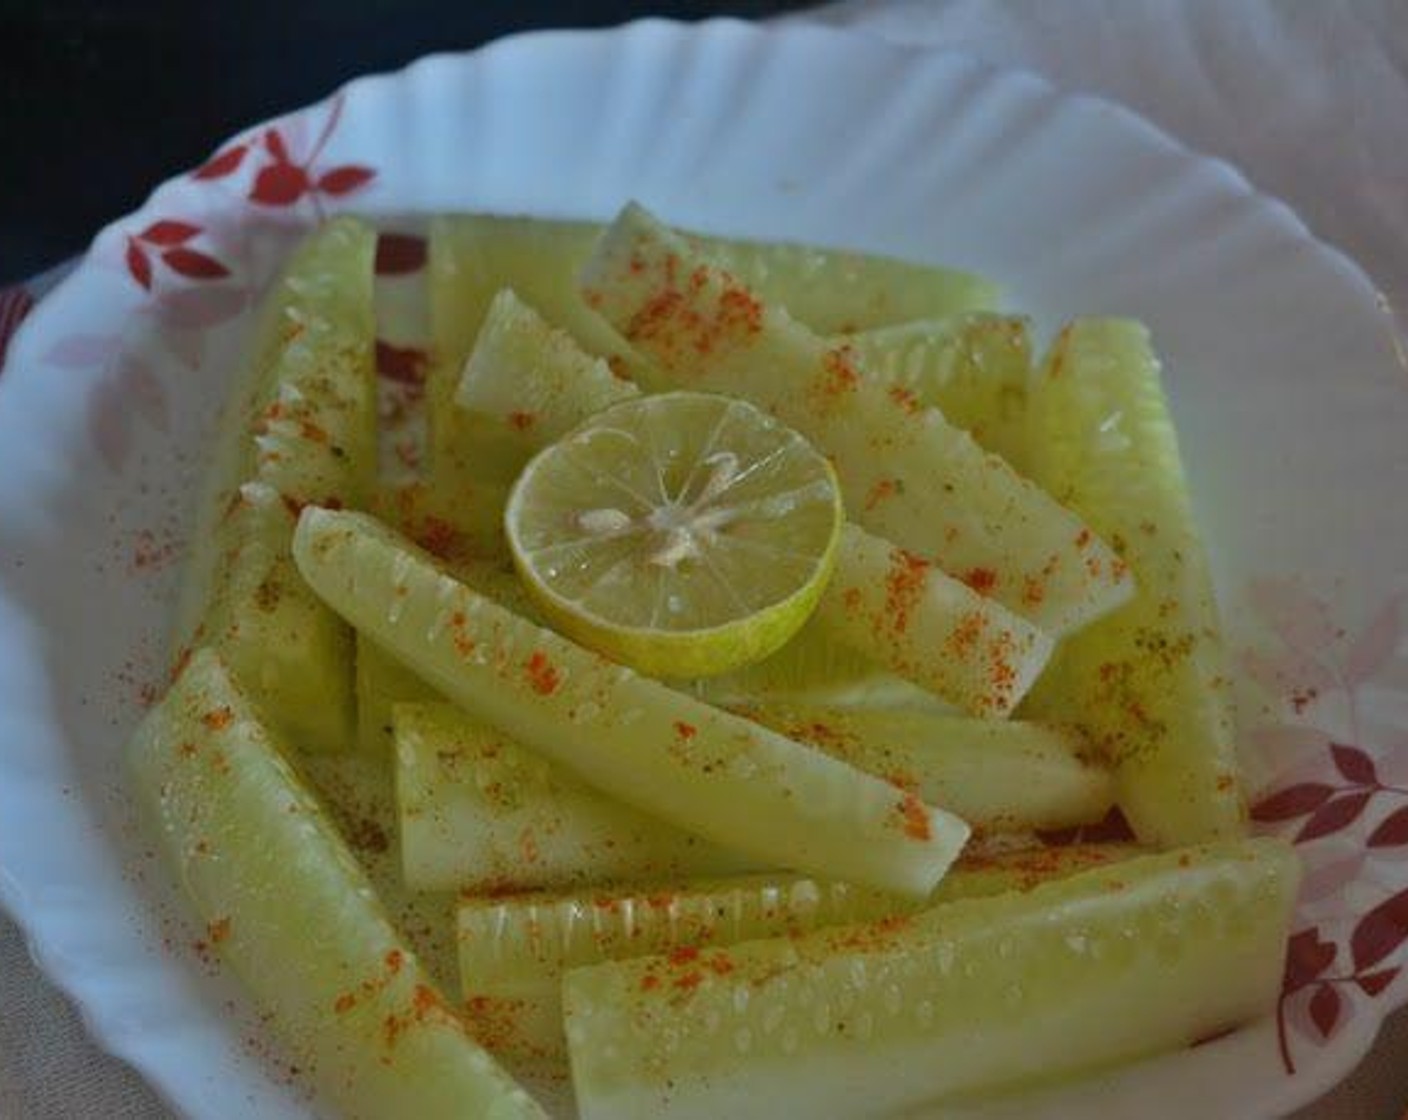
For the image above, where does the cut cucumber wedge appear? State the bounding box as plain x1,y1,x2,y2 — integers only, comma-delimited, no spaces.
842,314,1032,472
293,507,970,896
127,648,544,1120
454,288,641,481
458,845,1137,1064
580,204,1132,636
814,523,1053,717
681,614,945,712
370,476,514,569
175,218,377,751
427,215,996,477
439,299,1035,712
396,695,1102,895
1029,319,1245,845
188,481,354,753
564,839,1298,1120
736,702,1114,833
396,703,759,892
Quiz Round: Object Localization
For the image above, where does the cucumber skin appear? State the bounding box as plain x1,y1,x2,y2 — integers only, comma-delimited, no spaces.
457,845,1138,1064
128,648,545,1120
293,507,970,898
579,204,1133,637
564,839,1297,1120
175,218,378,752
1029,319,1245,846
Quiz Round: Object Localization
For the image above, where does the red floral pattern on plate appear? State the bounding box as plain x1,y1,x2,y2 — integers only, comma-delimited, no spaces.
28,91,382,470
1242,581,1408,1072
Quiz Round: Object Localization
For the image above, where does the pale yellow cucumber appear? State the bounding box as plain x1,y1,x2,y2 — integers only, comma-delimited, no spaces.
458,845,1136,1065
814,523,1053,716
842,313,1032,471
175,218,377,751
396,703,759,893
293,507,969,897
126,648,544,1119
579,204,1132,636
736,702,1114,833
427,214,996,480
564,840,1297,1119
1029,319,1245,845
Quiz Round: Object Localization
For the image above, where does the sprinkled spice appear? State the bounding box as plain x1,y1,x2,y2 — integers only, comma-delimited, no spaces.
864,478,901,512
883,548,930,638
898,793,932,842
619,250,764,363
673,721,697,742
523,651,560,696
415,516,462,561
961,567,998,595
816,346,861,405
887,385,922,415
448,610,475,658
507,411,536,432
201,706,234,731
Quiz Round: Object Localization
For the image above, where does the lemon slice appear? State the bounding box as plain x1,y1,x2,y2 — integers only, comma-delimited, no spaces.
504,392,842,678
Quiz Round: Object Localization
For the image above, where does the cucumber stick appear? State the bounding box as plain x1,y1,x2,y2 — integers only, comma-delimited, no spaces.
195,482,354,753
396,703,759,892
293,507,970,896
814,523,1052,717
176,218,377,751
395,698,1106,894
450,291,1046,715
737,703,1113,832
1029,320,1245,845
580,204,1132,636
564,840,1298,1119
126,649,544,1120
427,214,996,477
357,482,539,754
455,287,641,481
682,614,943,712
841,314,1032,472
458,846,1136,1064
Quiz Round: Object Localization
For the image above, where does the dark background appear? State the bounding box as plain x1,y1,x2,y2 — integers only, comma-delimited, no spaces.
0,1,807,284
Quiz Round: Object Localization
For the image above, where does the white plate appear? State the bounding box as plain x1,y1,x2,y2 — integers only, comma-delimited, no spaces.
2,18,1406,1120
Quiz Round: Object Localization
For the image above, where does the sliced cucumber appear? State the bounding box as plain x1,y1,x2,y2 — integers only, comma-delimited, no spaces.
127,649,544,1119
293,507,970,896
1029,320,1245,845
458,845,1136,1065
357,479,540,755
452,288,641,481
369,478,513,570
564,839,1297,1119
176,218,377,751
814,523,1053,717
427,215,997,477
736,702,1114,832
189,481,353,752
580,204,1132,636
680,613,944,712
701,234,998,335
438,294,1037,715
841,313,1032,471
397,703,758,893
395,694,1102,894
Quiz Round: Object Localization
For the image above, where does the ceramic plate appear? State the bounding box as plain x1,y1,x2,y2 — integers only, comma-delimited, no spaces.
1,18,1406,1119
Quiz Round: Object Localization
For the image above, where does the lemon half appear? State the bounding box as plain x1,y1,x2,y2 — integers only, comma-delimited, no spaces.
505,392,842,677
